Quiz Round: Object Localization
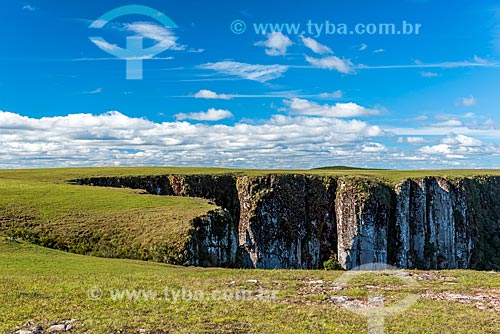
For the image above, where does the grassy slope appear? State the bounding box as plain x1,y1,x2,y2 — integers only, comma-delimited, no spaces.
1,238,500,333
0,169,218,262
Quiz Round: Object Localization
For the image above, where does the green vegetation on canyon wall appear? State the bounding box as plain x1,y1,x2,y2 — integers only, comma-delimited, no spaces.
2,167,500,270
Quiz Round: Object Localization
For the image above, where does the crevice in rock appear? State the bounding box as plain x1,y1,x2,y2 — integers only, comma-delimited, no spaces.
76,174,500,270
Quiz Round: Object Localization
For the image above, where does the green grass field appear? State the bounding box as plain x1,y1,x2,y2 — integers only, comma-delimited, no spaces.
2,166,500,182
0,168,221,264
1,237,500,333
2,167,500,333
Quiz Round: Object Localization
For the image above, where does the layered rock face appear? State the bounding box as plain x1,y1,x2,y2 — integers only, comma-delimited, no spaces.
78,174,500,270
187,209,238,267
336,178,393,270
236,175,337,269
394,177,465,270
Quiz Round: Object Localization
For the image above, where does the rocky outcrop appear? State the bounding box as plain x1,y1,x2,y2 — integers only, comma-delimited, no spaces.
187,209,240,267
236,175,336,269
335,178,393,270
77,174,500,270
14,319,79,334
394,178,468,270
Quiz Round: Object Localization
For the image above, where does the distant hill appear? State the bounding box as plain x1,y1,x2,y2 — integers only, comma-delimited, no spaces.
310,166,388,171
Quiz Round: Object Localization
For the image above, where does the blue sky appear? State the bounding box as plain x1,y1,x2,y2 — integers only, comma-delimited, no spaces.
1,0,499,169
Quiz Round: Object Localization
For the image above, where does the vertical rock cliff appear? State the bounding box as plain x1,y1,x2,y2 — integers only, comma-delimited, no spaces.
335,177,393,270
78,174,500,270
187,209,239,267
236,175,336,269
394,178,467,270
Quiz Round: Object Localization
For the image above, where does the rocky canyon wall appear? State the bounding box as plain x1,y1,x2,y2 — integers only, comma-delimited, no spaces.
77,174,500,270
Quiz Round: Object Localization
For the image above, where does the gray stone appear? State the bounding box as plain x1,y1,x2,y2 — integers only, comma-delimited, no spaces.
15,328,42,334
46,324,67,332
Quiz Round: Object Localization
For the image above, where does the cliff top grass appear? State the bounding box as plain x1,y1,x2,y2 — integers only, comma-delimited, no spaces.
0,168,218,262
1,166,500,184
2,237,500,333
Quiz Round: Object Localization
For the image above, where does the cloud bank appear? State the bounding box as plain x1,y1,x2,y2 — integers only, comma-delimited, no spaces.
0,109,385,169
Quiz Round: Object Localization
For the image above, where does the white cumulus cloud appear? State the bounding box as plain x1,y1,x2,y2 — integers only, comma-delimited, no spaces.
193,90,232,100
285,98,379,118
125,22,185,51
362,142,386,152
300,35,333,54
419,134,497,158
175,108,233,121
305,55,355,74
457,96,477,107
431,119,463,127
318,90,343,99
255,32,293,56
442,134,483,147
406,137,426,144
0,109,386,169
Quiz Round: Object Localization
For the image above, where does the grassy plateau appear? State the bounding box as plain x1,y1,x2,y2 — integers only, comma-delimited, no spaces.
1,167,500,333
1,238,500,333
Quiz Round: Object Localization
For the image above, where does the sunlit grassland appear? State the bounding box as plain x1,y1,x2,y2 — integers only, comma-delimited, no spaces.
2,166,500,183
2,167,500,333
0,170,218,262
1,238,500,333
